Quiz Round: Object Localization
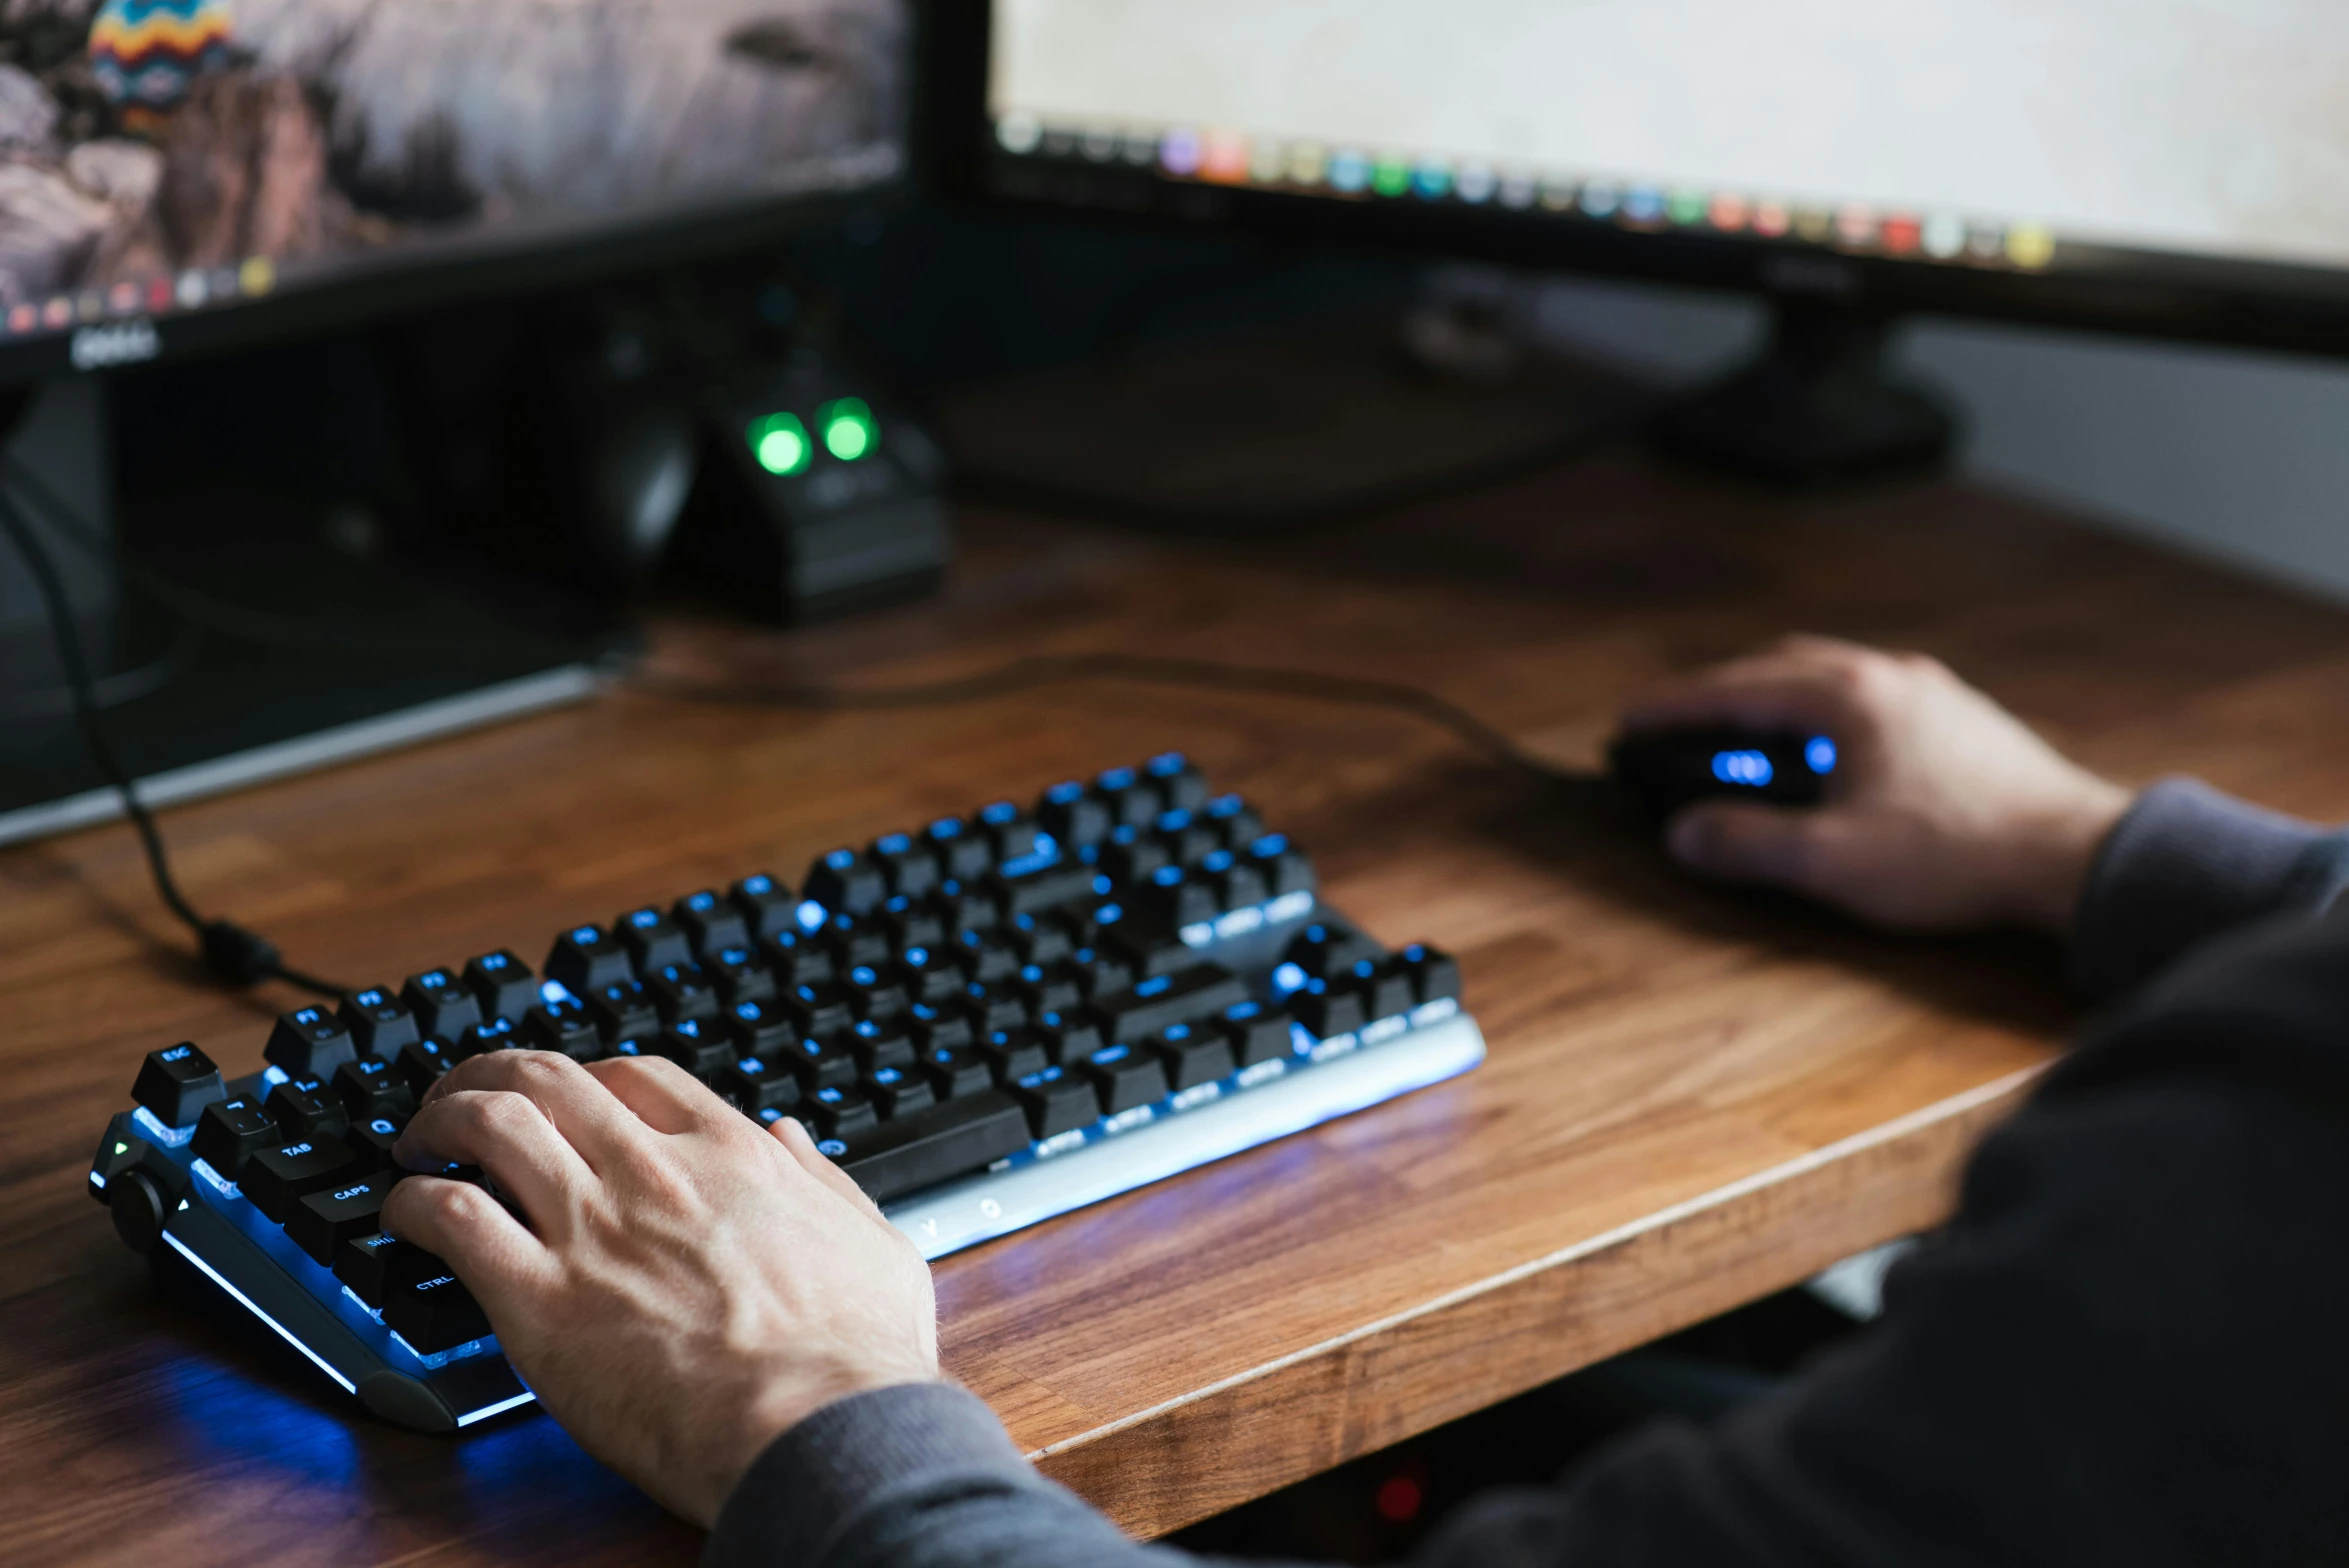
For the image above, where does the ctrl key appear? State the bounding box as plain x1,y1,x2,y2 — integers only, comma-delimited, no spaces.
384,1270,492,1356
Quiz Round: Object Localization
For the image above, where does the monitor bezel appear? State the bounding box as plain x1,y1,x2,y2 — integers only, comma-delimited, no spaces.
927,0,2349,362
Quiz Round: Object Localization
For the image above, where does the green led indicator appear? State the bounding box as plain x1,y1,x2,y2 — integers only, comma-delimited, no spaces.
1371,156,1410,198
112,1142,128,1155
747,411,811,476
819,397,878,462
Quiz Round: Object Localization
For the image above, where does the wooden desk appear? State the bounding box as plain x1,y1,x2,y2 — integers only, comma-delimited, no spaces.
11,454,2349,1567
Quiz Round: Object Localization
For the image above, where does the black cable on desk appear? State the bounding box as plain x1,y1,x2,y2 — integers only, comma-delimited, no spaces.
636,653,1586,789
0,481,347,998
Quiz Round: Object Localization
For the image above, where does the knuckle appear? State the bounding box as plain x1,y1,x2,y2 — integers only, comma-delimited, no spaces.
470,1088,546,1141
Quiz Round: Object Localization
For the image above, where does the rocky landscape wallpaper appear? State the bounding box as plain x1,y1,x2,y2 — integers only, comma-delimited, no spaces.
0,0,907,313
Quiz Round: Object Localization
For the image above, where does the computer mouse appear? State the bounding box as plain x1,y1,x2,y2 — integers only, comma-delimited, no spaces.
1606,725,1839,820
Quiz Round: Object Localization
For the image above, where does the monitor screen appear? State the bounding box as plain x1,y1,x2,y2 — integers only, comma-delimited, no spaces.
0,0,906,369
984,0,2349,297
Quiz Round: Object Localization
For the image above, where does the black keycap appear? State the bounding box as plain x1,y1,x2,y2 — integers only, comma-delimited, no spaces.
333,1056,415,1122
1247,833,1316,896
1132,864,1218,929
960,979,1029,1033
977,1025,1051,1083
1094,964,1250,1043
1034,1008,1107,1062
986,860,1095,919
883,899,950,952
1100,829,1172,885
392,1036,455,1093
133,1042,225,1128
338,987,419,1058
343,1113,407,1172
1152,807,1223,867
907,1002,975,1053
924,815,993,881
758,929,834,988
1008,1064,1097,1139
862,1065,935,1119
1091,764,1161,829
265,1075,348,1141
1203,793,1266,847
1365,958,1418,1021
265,1005,357,1079
1011,961,1084,1016
1144,751,1210,811
462,949,540,1021
1079,1043,1170,1114
1153,1023,1237,1091
1009,909,1082,966
545,923,634,995
1209,853,1270,911
1036,779,1112,850
702,943,776,1006
869,831,942,899
804,1084,879,1140
893,944,968,1007
842,962,909,1022
521,996,601,1061
243,1138,362,1223
1292,978,1368,1039
1402,943,1463,1003
401,968,482,1039
977,799,1049,865
715,1054,801,1116
337,1232,436,1310
385,1270,491,1354
803,847,888,916
1222,1000,1294,1067
648,1018,735,1079
1100,924,1198,983
920,1045,994,1100
838,1090,1032,1203
728,873,800,943
820,911,893,970
1072,944,1136,996
848,1017,916,1073
636,960,716,1023
613,905,692,972
929,882,1003,934
672,888,750,957
288,1172,394,1264
454,1016,520,1060
948,930,1016,986
784,1035,860,1092
585,978,660,1045
191,1095,277,1179
1280,922,1385,980
779,981,852,1040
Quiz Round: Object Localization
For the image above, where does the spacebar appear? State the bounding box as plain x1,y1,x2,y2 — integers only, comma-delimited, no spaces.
839,1091,1033,1204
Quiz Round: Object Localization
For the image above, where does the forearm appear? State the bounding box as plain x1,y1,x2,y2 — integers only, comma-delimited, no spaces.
2068,777,2349,1000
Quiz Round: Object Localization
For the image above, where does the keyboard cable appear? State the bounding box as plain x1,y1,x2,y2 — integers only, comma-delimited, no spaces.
0,480,348,998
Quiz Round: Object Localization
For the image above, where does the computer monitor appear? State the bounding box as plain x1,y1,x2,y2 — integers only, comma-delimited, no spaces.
938,0,2349,472
0,0,908,383
0,0,915,845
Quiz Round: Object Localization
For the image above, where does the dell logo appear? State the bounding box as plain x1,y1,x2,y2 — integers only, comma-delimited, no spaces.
70,319,160,370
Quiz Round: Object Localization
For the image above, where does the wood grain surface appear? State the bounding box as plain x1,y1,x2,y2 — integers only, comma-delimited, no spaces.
9,451,2349,1566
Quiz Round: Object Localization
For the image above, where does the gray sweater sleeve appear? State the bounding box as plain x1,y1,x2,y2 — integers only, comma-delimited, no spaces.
2068,777,2349,1001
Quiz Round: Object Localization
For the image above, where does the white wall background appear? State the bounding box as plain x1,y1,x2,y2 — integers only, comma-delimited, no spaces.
1523,275,2349,603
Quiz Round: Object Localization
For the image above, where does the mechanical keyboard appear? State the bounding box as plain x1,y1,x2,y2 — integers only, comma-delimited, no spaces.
89,752,1486,1431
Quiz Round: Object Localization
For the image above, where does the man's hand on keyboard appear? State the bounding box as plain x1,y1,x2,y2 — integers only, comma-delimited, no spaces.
382,1050,940,1527
1621,634,2129,933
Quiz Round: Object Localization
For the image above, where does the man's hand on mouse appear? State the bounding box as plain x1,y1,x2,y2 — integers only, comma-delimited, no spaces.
1619,634,2130,934
380,1050,940,1528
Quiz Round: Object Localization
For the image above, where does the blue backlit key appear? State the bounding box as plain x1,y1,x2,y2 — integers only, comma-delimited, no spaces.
133,1042,224,1128
264,1006,356,1079
401,968,482,1040
544,924,633,995
462,949,540,1022
338,987,419,1059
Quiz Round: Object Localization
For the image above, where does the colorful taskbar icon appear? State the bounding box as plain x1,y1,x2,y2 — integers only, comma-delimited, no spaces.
993,112,2059,274
2,253,278,340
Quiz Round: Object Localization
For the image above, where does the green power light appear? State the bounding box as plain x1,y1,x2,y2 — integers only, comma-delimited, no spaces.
747,412,811,476
819,397,877,462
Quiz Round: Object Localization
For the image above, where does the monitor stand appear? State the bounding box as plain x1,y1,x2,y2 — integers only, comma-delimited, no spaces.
0,374,630,849
935,307,1653,533
1651,302,1957,487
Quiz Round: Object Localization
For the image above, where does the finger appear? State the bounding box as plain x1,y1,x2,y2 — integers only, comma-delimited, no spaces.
1620,661,1861,738
770,1114,892,1228
381,1174,556,1324
1666,800,1840,894
585,1053,726,1136
417,1049,654,1174
395,1087,596,1239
